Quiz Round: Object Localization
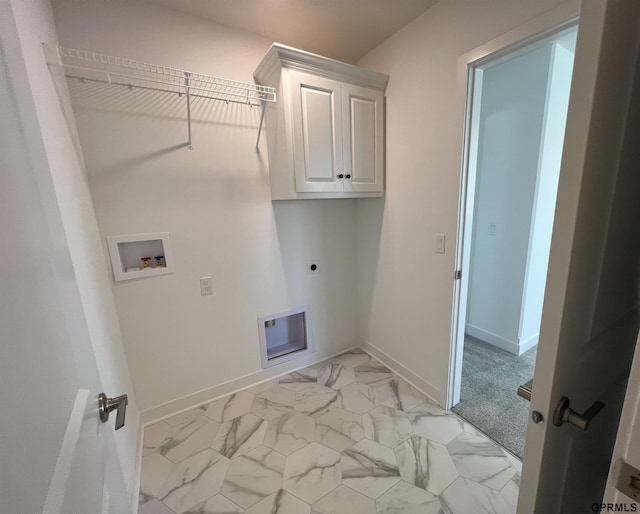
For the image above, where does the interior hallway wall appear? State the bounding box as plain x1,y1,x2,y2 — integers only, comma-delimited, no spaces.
51,0,359,415
466,45,552,355
519,38,575,347
356,0,575,404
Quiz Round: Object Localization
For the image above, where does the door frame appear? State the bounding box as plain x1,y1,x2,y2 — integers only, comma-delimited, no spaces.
446,3,580,409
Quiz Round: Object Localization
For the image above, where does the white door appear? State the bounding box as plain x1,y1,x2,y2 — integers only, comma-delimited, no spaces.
0,3,132,513
289,70,343,193
518,1,640,512
341,83,384,194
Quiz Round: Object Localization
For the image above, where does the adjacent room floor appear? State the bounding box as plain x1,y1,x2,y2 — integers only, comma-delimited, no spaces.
139,349,521,514
452,337,537,458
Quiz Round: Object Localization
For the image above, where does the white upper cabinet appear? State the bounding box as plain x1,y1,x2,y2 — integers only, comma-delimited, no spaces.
254,44,389,200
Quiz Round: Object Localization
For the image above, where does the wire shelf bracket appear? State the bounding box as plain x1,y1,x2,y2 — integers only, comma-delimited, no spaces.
256,101,267,150
43,43,276,149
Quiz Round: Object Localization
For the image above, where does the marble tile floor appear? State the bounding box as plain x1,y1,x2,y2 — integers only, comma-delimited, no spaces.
139,348,522,514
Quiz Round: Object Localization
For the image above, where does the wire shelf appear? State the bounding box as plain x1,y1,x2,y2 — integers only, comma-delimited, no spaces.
45,44,276,149
55,46,276,106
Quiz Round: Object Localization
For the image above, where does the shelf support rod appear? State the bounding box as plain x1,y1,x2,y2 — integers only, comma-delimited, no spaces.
256,100,266,150
184,71,193,149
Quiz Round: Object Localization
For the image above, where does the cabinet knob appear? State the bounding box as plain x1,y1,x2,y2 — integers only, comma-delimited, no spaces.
337,174,344,179
345,174,351,179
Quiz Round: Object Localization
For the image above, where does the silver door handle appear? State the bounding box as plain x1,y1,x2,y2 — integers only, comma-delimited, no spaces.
98,393,128,430
552,396,605,431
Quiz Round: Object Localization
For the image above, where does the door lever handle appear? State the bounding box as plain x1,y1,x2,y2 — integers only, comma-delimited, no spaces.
552,396,605,431
98,393,128,430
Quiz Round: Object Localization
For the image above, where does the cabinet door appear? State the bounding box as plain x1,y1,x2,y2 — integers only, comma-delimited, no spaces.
289,70,343,193
341,83,384,193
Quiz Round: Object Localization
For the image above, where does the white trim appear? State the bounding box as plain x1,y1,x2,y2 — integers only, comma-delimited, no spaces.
447,2,581,410
270,190,383,200
448,64,484,409
360,340,442,407
518,333,540,355
254,43,389,92
465,325,521,355
456,3,579,69
43,389,90,514
139,341,443,427
465,325,538,356
139,342,359,425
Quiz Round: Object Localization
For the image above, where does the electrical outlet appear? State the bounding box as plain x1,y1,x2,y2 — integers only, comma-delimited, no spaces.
489,223,497,236
435,234,446,254
307,259,321,274
200,276,213,296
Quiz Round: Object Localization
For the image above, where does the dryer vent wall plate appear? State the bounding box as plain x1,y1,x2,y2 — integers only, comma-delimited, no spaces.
257,305,313,369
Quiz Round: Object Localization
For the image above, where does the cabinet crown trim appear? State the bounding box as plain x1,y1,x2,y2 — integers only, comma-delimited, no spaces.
254,43,389,91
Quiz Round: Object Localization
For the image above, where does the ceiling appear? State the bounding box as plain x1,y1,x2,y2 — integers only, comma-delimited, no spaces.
143,0,440,63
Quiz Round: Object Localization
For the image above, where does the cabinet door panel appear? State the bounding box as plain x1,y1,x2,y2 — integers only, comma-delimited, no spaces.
290,71,343,193
302,88,335,181
342,84,384,193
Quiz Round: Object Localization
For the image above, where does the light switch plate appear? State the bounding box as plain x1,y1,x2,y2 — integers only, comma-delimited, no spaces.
435,234,446,254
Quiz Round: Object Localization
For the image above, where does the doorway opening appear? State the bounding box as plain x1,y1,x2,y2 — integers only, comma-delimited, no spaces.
449,24,578,458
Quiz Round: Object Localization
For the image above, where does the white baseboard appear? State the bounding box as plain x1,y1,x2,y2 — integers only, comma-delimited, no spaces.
518,332,539,355
139,341,360,426
359,340,443,407
466,324,521,355
465,324,538,356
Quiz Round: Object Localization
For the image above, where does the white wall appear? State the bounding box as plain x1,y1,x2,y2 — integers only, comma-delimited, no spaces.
466,45,552,354
356,0,572,405
2,0,140,495
51,0,359,415
519,39,575,346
